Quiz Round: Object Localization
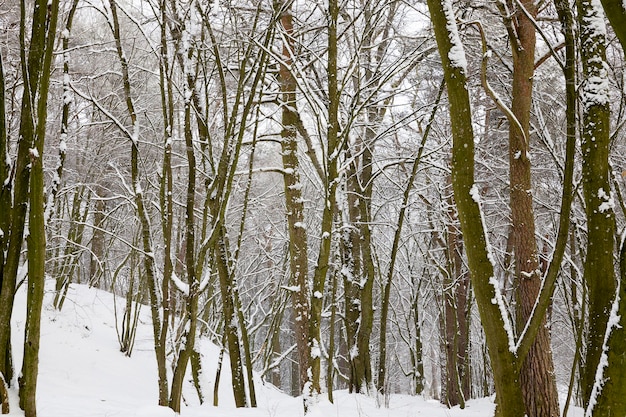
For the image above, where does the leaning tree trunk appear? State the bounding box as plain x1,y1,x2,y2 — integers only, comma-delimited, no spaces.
108,0,169,405
426,1,526,416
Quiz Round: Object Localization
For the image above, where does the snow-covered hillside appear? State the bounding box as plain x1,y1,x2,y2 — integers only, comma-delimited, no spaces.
5,282,567,417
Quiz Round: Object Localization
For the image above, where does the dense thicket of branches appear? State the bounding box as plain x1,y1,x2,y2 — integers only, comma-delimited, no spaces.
1,0,626,416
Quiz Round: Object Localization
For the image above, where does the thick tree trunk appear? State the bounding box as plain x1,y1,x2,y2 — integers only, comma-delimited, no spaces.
599,0,626,51
589,1,626,415
506,2,559,416
576,1,623,414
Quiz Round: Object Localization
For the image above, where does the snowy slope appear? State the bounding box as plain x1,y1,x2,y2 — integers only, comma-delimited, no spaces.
4,281,571,416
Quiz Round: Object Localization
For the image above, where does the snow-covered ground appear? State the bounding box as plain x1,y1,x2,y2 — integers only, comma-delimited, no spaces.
5,282,578,416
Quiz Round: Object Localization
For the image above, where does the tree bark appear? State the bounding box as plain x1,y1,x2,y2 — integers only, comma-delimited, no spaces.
576,0,622,414
18,1,60,415
306,0,340,408
0,45,13,399
505,2,559,415
276,0,311,395
426,2,526,415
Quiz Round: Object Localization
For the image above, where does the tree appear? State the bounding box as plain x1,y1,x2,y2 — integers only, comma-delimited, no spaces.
577,0,625,414
275,0,311,395
105,0,170,405
0,0,60,415
305,0,341,407
426,1,576,415
500,1,560,415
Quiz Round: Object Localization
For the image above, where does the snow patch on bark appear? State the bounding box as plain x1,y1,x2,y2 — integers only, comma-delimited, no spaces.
597,187,615,213
585,277,622,416
442,0,467,72
471,184,516,352
580,0,610,108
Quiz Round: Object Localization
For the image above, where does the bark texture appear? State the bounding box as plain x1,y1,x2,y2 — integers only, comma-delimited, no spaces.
426,2,526,416
276,0,311,394
506,1,559,415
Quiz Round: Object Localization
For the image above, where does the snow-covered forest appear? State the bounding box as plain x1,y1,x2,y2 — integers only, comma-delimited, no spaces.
0,0,625,416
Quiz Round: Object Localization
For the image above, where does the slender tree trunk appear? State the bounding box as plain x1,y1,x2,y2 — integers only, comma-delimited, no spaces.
108,0,168,405
305,0,340,408
169,37,201,410
276,0,311,394
157,1,173,391
341,163,363,393
0,47,13,400
89,196,106,287
18,1,60,415
443,188,470,408
214,227,247,407
45,0,79,227
412,286,425,395
377,80,443,395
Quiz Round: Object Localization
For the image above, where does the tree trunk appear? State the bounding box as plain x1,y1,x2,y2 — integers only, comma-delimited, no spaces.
443,190,470,408
590,1,626,415
506,2,559,415
426,1,526,415
108,0,169,405
276,0,311,395
576,0,622,414
599,0,626,51
306,0,340,408
215,227,247,407
0,47,13,397
18,1,60,415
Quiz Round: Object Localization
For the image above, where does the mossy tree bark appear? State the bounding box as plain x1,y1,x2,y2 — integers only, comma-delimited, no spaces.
590,1,626,414
275,0,311,395
576,0,615,406
426,1,527,415
17,1,60,416
599,0,626,51
306,0,340,409
576,1,625,415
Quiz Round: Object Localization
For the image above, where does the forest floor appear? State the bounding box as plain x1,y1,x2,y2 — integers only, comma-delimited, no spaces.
6,283,581,417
